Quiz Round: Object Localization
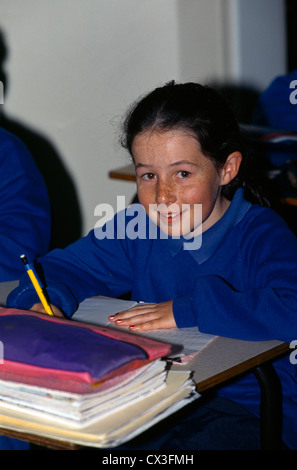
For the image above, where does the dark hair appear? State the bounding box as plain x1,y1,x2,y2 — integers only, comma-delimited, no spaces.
121,81,269,206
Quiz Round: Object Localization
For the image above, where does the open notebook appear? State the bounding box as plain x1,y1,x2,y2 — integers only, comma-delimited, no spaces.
72,296,216,363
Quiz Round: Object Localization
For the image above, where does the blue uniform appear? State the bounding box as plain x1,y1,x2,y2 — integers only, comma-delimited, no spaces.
254,69,297,132
0,127,51,280
0,127,51,450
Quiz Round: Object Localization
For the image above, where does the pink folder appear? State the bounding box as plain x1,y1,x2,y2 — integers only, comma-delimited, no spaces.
0,307,172,393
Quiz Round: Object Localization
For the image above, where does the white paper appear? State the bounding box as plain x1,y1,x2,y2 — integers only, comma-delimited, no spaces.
73,297,216,359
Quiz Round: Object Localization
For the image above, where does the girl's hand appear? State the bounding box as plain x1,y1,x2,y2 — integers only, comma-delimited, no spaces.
109,300,176,331
30,302,65,318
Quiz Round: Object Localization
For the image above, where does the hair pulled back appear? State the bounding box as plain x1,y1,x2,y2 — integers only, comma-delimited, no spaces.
121,81,268,205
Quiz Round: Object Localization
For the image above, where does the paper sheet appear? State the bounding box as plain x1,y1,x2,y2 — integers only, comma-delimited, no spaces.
73,297,216,360
0,370,199,448
0,361,168,427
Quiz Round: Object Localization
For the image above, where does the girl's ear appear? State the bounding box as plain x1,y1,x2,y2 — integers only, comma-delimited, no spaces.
220,152,242,186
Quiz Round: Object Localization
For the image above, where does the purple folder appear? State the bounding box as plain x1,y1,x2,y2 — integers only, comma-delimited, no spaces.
0,308,172,393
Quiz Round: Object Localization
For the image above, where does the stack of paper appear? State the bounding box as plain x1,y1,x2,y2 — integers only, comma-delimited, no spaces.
0,306,200,448
0,360,168,427
0,369,198,448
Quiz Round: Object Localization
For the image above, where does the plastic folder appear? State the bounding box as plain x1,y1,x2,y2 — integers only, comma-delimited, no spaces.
0,308,172,393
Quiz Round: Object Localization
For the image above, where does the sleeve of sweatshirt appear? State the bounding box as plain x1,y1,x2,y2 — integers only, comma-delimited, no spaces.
7,212,135,317
172,210,297,343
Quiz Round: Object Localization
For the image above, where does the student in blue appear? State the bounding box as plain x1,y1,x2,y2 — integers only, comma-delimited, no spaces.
0,127,51,450
8,82,297,450
0,127,51,280
253,69,297,132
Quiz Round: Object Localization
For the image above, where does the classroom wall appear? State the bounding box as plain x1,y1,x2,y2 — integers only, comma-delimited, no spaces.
0,0,286,238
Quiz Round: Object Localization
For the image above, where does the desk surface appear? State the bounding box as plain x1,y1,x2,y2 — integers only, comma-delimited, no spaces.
109,163,135,182
172,336,288,393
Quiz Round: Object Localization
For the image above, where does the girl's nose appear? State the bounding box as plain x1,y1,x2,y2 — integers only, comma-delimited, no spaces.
155,179,177,205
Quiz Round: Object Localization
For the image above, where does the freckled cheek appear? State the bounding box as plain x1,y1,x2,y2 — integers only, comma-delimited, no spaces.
181,184,216,216
136,184,154,210
199,187,221,220
178,184,203,206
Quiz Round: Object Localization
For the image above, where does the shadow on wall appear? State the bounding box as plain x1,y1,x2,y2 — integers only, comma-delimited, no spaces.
209,81,261,124
0,29,82,249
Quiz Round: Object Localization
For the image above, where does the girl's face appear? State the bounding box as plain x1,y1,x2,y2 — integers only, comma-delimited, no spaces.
132,129,237,238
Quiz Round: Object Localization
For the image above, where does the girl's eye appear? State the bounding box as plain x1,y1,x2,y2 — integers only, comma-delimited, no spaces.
177,171,191,179
142,173,156,181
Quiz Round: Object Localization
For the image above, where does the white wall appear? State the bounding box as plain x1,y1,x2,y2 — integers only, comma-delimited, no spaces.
1,0,286,237
224,0,286,89
176,0,286,89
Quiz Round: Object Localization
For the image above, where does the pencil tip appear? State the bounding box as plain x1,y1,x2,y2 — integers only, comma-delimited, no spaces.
20,254,28,264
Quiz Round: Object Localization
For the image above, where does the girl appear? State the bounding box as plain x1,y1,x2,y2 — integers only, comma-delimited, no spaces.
8,82,297,449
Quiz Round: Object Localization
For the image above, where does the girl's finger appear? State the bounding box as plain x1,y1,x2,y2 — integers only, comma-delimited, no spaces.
114,311,157,326
109,304,157,321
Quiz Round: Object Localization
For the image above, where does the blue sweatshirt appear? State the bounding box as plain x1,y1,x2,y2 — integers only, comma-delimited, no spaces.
0,128,51,280
7,188,297,448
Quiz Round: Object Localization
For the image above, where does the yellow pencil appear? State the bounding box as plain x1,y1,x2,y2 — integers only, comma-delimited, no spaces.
20,254,54,316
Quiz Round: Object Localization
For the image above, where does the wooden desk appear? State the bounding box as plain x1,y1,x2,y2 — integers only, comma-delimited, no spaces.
109,164,135,182
175,336,288,393
0,283,290,450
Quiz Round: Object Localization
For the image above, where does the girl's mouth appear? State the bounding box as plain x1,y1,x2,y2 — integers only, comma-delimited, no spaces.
159,210,183,225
